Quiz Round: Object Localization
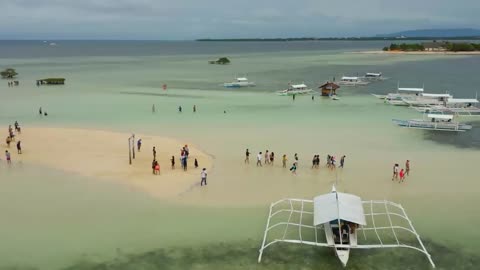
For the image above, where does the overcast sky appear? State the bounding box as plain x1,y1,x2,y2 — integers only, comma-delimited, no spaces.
1,0,479,39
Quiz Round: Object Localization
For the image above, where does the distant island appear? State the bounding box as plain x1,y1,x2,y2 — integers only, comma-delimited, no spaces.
198,28,480,42
382,41,480,52
197,36,480,42
376,28,480,38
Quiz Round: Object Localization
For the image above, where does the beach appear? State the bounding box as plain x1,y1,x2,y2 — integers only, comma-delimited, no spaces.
1,40,480,269
352,50,480,55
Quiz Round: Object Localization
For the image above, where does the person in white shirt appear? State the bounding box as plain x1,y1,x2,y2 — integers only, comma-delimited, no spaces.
201,168,207,186
257,152,263,167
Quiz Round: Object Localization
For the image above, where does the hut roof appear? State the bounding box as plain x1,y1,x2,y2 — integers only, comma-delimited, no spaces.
319,82,340,90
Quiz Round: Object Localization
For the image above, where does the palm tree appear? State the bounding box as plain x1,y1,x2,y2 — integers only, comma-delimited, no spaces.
1,68,18,79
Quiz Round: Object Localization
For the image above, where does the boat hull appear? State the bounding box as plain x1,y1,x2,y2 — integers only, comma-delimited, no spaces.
392,119,472,131
224,82,256,88
276,89,313,96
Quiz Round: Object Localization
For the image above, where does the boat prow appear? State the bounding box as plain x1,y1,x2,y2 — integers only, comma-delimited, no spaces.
336,248,350,267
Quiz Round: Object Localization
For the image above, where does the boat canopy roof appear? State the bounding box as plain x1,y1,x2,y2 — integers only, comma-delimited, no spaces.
447,98,479,104
291,84,307,88
421,93,452,98
313,191,366,226
427,114,453,120
366,72,381,76
341,76,359,80
398,87,424,92
236,77,248,81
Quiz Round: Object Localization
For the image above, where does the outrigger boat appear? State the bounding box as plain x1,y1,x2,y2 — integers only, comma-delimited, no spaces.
277,83,313,96
362,72,387,81
258,185,435,268
372,83,424,103
402,93,452,107
392,114,472,132
414,98,480,116
223,77,256,88
338,76,369,86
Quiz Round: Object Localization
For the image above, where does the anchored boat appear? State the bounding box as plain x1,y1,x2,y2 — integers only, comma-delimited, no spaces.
338,76,369,86
258,185,435,268
223,77,256,88
277,83,313,96
392,114,472,132
362,72,387,81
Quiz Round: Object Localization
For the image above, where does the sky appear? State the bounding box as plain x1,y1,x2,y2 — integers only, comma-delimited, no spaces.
1,0,479,40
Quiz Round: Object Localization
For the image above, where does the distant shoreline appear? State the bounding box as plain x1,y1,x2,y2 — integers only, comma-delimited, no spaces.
351,50,480,55
196,36,480,42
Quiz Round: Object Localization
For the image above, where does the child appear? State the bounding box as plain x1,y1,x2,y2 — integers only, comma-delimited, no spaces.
399,169,405,182
282,154,287,168
289,162,297,175
194,158,199,168
171,156,175,169
155,162,160,175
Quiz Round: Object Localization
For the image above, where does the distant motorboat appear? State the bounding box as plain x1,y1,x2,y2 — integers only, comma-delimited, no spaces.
277,83,313,96
331,95,340,100
223,77,256,88
49,42,57,46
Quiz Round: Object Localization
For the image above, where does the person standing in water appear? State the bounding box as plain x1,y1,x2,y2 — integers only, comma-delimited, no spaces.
405,160,410,176
193,105,196,113
292,94,296,101
294,153,298,162
152,104,156,113
340,155,346,168
200,168,207,186
312,95,314,101
137,139,142,152
5,150,11,164
39,107,42,115
392,164,399,181
152,147,156,159
16,141,22,154
264,150,269,165
270,152,275,165
245,149,250,164
171,156,175,169
178,106,182,113
257,152,262,167
282,154,287,168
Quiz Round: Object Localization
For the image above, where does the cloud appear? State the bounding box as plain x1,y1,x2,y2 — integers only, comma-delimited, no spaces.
0,0,479,39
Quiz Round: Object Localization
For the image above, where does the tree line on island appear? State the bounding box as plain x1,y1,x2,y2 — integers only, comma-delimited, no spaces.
383,41,480,52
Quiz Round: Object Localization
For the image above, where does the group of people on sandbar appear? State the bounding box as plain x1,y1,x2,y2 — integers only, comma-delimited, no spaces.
245,148,346,175
392,160,410,182
147,143,199,174
7,81,19,87
3,122,23,165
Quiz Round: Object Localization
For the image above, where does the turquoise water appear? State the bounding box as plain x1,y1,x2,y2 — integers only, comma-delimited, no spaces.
1,41,479,269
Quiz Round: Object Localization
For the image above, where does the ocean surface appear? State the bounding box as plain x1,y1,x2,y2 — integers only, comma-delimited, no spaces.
0,40,479,270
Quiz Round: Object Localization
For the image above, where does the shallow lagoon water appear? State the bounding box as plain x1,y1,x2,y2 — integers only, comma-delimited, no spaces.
0,41,479,269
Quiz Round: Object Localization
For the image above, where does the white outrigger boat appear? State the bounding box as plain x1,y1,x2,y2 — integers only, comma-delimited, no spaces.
362,72,387,81
277,83,313,96
402,93,452,107
372,83,424,103
258,185,435,268
223,77,256,88
414,98,480,116
337,76,369,86
392,114,472,132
